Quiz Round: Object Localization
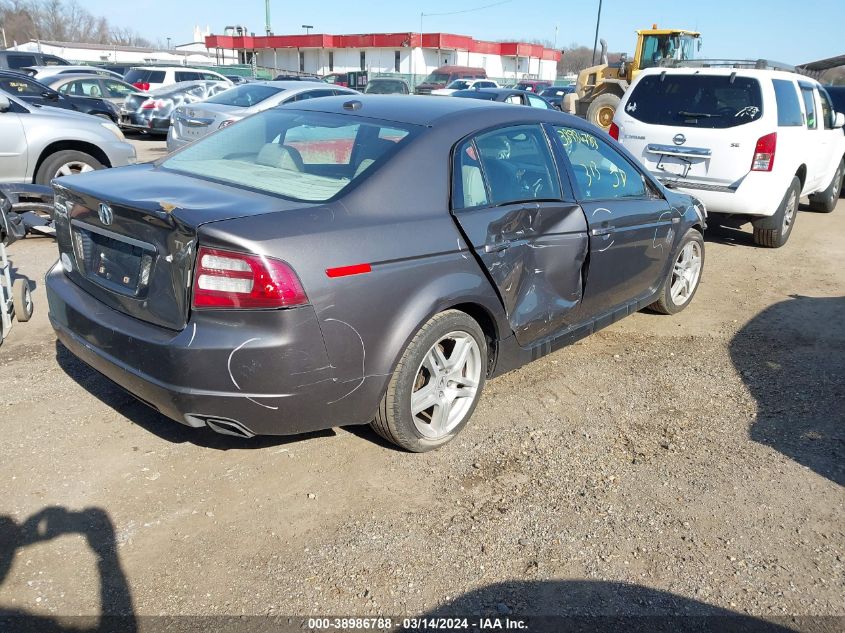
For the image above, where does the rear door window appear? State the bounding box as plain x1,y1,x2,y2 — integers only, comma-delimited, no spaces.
626,74,763,128
799,83,817,129
555,126,646,200
772,79,803,126
527,94,550,109
176,71,201,82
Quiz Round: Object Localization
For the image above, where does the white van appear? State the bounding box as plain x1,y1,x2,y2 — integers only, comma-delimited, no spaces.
612,65,845,247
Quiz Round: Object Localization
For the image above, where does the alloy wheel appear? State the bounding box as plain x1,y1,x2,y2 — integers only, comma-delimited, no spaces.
670,241,703,306
782,190,797,233
55,161,95,178
411,331,482,440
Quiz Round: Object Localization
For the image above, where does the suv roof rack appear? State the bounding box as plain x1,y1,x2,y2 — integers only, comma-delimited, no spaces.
658,59,796,72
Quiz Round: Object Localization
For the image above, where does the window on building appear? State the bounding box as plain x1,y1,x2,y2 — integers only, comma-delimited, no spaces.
299,51,305,72
328,51,334,71
360,51,366,71
394,50,401,73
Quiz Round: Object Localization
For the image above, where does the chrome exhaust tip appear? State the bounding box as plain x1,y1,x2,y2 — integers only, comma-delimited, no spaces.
184,414,255,438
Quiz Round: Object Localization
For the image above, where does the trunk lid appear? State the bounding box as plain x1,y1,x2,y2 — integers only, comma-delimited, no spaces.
172,103,231,143
53,164,309,331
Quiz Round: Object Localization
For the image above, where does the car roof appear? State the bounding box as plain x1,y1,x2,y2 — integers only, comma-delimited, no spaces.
457,88,525,96
129,66,224,73
47,73,128,82
277,93,562,126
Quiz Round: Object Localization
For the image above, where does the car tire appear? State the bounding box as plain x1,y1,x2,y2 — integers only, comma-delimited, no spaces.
35,150,104,185
752,176,801,248
586,93,621,131
807,159,843,213
371,310,488,452
12,279,33,323
649,228,705,315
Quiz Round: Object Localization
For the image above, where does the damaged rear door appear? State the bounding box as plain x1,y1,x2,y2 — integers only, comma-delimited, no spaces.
450,124,588,346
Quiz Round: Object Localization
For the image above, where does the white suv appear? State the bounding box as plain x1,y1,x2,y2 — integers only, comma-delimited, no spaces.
124,67,232,92
612,66,845,247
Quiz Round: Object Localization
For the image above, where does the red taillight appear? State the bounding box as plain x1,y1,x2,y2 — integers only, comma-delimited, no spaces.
141,99,165,110
609,122,620,140
192,247,307,309
132,82,150,91
751,132,777,172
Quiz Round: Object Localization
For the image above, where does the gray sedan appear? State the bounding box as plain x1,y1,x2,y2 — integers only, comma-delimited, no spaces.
166,81,358,151
47,96,705,452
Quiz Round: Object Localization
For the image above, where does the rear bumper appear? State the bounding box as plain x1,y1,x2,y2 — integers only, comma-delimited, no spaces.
119,112,170,134
46,262,378,436
166,127,194,153
655,171,785,218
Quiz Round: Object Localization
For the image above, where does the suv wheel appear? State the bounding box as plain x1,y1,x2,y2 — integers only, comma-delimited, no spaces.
371,310,487,452
808,159,843,213
35,150,104,185
752,176,801,248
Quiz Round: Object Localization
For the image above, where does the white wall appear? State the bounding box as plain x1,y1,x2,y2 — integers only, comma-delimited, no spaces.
9,40,232,65
256,46,557,80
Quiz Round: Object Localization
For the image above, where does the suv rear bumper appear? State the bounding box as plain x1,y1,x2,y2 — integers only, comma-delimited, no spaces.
46,262,378,436
657,171,786,218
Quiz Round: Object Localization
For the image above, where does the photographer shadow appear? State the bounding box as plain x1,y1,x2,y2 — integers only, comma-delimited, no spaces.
0,507,136,633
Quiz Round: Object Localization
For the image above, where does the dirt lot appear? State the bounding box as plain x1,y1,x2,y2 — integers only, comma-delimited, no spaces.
1,136,843,630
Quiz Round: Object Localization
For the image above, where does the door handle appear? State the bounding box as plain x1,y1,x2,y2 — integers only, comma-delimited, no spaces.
484,239,511,253
590,226,614,237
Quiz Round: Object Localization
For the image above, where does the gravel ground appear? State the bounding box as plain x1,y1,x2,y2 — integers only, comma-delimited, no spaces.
0,139,842,630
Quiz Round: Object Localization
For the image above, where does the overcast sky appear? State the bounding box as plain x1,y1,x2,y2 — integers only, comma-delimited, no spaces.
84,0,842,65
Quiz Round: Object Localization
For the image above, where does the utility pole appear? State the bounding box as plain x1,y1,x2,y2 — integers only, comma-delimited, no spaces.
591,0,603,65
265,0,272,36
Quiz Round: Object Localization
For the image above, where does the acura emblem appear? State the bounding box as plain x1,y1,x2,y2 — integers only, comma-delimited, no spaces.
98,203,114,225
673,133,686,146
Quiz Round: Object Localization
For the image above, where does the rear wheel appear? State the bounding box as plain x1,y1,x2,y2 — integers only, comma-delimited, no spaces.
808,159,843,213
371,310,487,452
35,150,104,185
752,176,800,247
585,93,621,131
649,229,705,315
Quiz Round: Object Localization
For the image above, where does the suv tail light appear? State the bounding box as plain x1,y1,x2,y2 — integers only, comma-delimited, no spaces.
609,122,620,140
751,132,777,171
132,82,150,91
192,247,307,309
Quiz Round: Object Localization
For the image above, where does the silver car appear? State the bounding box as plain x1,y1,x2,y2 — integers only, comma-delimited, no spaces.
0,89,136,185
166,81,358,152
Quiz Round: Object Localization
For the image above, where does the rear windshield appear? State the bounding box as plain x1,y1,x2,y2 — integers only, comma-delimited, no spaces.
626,74,763,128
454,90,497,100
447,80,472,90
124,69,166,84
162,110,417,202
205,84,283,107
364,81,405,94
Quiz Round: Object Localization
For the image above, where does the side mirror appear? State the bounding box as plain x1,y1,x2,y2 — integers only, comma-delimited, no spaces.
834,112,845,129
0,95,10,112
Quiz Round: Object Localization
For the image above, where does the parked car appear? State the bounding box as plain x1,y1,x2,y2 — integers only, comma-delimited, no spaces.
0,70,120,122
363,78,410,95
322,72,349,87
515,79,553,93
0,50,69,71
273,74,321,81
540,85,575,110
415,65,487,95
124,67,231,91
46,74,137,110
614,67,845,247
167,81,358,151
225,75,252,85
0,89,136,185
431,78,499,96
22,65,124,81
47,95,705,452
452,88,553,109
120,80,230,135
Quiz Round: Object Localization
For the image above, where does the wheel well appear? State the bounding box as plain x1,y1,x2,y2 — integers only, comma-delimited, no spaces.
449,302,499,377
33,141,112,182
795,164,807,190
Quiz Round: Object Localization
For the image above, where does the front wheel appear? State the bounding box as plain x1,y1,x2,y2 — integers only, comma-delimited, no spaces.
13,279,33,322
371,310,487,452
35,150,104,185
649,228,705,315
808,159,843,213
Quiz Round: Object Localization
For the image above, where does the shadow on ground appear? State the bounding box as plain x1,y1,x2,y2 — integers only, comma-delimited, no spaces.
427,580,824,632
0,507,136,633
55,341,335,451
729,295,845,486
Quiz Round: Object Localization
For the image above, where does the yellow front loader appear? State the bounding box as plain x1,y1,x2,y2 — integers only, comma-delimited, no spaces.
564,27,702,130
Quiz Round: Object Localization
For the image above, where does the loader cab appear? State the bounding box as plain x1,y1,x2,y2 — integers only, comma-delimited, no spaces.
634,29,701,73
